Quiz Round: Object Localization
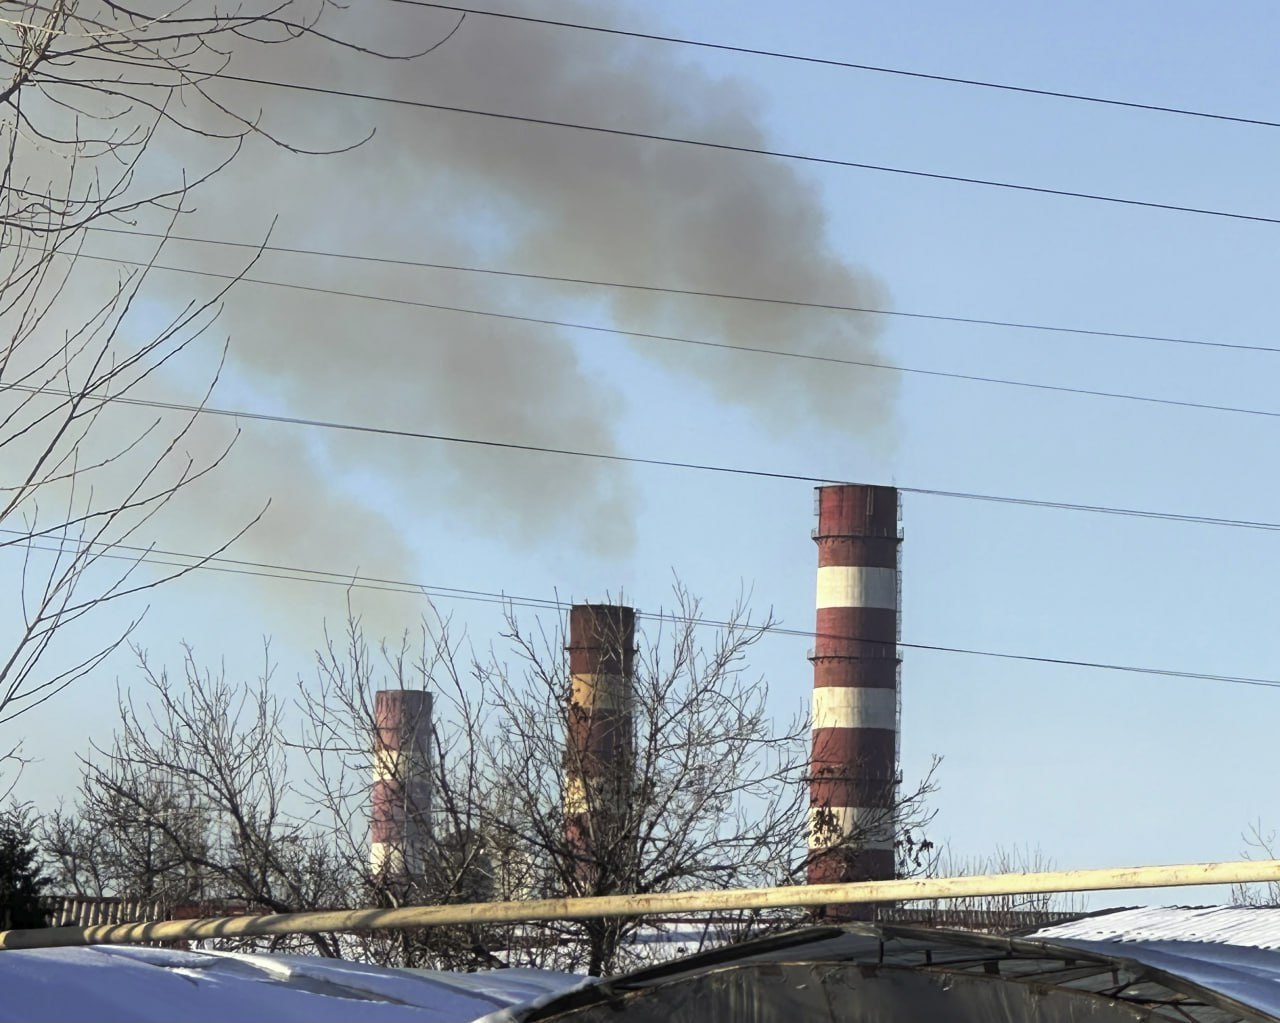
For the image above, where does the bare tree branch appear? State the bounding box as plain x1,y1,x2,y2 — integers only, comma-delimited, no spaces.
0,0,434,740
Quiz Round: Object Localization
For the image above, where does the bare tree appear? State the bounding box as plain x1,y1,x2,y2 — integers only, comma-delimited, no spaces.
1231,820,1280,906
898,845,1086,933
0,0,433,763
296,589,940,973
44,617,495,966
300,588,936,973
47,643,353,956
294,608,510,969
453,592,801,975
53,588,939,973
43,771,211,909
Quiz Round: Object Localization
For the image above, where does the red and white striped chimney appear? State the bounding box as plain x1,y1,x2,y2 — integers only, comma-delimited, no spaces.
808,484,900,908
371,689,433,884
564,604,635,888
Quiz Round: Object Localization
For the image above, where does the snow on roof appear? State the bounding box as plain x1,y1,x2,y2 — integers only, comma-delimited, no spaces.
0,945,587,1023
1029,907,1280,1023
15,911,1280,1023
1034,906,1280,950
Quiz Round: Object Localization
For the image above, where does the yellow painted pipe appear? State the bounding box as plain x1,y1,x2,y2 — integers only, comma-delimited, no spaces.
3,858,1277,950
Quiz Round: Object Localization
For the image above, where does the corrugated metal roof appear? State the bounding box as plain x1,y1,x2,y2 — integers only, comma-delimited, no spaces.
1035,907,1280,949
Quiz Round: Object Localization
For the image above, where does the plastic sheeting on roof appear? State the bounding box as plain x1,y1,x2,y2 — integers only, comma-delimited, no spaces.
1037,939,1280,1023
1026,907,1280,1023
13,914,1280,1023
1035,907,1280,950
0,945,587,1023
505,923,1280,1023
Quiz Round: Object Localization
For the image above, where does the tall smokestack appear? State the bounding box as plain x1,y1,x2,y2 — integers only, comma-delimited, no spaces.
564,603,636,889
808,484,901,916
371,689,433,885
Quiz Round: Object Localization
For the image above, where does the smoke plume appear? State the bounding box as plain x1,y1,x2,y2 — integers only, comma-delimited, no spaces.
68,1,894,629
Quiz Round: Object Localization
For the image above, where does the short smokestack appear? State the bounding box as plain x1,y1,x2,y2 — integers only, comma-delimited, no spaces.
808,484,900,915
564,603,636,887
371,689,433,884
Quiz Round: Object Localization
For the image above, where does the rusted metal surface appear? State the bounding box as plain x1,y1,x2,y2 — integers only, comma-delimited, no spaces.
813,484,899,539
6,861,1280,950
881,905,1084,933
39,896,165,928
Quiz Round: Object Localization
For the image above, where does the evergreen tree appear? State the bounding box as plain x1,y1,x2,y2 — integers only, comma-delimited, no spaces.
0,807,48,930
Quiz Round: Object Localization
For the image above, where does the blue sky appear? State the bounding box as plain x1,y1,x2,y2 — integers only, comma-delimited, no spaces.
9,0,1280,908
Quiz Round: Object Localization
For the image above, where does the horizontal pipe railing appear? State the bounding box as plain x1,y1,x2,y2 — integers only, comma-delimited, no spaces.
2,859,1277,950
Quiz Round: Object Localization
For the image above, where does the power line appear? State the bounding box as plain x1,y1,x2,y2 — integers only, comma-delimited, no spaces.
7,379,836,484
391,1,1280,134
13,528,1280,692
7,530,562,610
72,251,1280,422
12,380,1280,535
87,225,1280,357
77,54,1280,228
905,488,1280,532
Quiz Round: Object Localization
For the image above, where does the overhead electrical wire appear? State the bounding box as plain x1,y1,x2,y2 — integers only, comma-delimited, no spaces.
11,379,1280,535
904,488,1280,532
70,251,1280,422
14,29,1280,700
5,529,563,610
390,1,1280,134
74,54,1280,228
85,225,1280,357
13,528,1280,692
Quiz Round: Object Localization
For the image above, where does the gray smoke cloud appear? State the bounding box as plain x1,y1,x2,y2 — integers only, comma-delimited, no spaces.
65,1,895,631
